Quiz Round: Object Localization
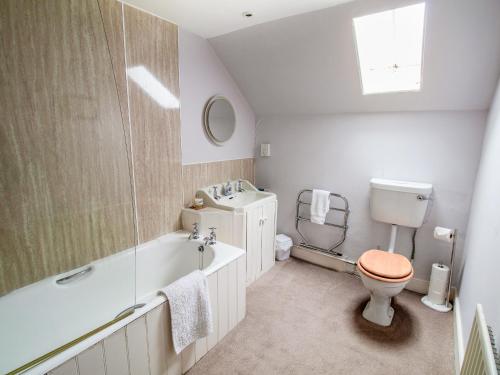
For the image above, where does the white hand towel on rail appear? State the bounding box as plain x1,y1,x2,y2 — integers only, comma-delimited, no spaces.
158,270,213,354
310,189,331,225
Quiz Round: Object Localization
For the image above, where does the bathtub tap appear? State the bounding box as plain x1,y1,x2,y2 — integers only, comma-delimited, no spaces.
204,227,217,245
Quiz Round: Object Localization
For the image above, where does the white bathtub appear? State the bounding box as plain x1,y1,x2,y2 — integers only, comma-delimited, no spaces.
0,231,245,375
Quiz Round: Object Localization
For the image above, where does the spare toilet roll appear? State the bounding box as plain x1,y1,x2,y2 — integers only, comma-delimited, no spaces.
427,263,450,305
433,226,454,243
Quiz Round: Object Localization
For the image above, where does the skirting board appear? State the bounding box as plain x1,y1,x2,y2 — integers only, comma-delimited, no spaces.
454,296,464,375
291,245,430,294
405,277,430,294
291,245,356,274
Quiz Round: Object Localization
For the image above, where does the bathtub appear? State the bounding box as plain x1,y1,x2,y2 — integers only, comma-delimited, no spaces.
0,231,245,375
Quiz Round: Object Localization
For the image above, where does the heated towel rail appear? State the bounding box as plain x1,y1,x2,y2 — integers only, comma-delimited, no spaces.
295,189,349,257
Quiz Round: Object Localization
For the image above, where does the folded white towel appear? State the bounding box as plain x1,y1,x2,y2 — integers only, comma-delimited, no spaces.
310,189,330,225
158,270,213,354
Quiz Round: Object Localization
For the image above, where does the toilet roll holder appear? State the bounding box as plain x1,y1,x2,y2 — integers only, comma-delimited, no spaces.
421,228,456,312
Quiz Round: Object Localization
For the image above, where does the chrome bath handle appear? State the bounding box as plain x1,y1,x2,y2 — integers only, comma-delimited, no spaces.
56,266,93,285
114,303,146,320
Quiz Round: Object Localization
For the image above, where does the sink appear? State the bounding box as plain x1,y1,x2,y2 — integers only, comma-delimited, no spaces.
216,191,272,209
197,180,275,211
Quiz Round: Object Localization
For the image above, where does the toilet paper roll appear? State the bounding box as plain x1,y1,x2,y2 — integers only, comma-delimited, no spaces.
427,263,450,305
433,226,455,243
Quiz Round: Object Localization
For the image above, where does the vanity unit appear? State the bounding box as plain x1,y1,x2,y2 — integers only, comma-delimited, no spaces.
182,180,277,285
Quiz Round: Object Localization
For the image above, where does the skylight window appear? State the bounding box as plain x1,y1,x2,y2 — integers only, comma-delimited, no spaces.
353,3,426,95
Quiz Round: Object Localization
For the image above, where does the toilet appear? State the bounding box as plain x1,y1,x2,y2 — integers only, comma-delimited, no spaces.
358,178,433,326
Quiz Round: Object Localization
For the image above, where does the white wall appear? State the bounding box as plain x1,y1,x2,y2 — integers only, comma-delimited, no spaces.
255,111,486,284
459,80,500,345
178,28,256,164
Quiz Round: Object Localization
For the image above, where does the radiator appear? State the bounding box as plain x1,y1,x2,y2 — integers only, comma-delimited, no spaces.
461,304,500,375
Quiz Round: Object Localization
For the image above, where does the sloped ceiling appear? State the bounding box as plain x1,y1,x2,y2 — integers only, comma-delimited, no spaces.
122,0,354,38
210,0,500,115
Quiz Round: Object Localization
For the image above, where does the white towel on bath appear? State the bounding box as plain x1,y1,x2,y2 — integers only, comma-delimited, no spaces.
310,189,330,225
158,270,213,354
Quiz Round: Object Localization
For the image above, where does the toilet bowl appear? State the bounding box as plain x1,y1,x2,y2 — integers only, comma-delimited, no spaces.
357,249,413,326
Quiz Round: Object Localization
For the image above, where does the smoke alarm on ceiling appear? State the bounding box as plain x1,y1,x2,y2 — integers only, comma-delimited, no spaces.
242,11,253,18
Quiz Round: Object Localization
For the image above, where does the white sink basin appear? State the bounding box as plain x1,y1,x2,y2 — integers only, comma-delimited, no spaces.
197,181,275,211
216,191,272,209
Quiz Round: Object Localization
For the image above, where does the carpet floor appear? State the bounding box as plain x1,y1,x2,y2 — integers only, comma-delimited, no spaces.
188,258,454,375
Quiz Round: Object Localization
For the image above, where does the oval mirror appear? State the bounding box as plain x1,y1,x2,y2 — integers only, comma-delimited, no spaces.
204,96,236,145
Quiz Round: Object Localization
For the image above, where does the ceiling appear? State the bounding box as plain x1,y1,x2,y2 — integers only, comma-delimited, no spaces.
210,0,500,115
122,0,354,38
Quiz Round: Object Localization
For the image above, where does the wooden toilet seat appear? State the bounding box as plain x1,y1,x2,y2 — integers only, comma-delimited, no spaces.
357,249,413,283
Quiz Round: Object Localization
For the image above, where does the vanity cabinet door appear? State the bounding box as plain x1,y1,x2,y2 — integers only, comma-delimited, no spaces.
261,200,277,275
246,205,263,284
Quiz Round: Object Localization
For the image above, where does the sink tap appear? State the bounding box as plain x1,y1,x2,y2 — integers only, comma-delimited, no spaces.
204,227,216,245
223,181,233,196
236,179,245,192
212,185,221,200
188,222,200,240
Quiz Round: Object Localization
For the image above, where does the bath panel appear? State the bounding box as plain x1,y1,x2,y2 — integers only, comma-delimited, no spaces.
206,273,219,351
102,329,129,375
76,343,106,375
145,304,170,375
30,231,246,375
46,255,245,375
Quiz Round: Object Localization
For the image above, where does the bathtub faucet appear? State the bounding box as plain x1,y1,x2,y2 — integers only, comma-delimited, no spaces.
204,227,217,245
189,222,200,240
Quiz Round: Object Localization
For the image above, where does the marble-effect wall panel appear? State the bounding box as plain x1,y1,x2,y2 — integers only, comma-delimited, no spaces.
182,158,255,207
97,0,131,146
124,5,183,243
0,0,252,295
0,0,135,295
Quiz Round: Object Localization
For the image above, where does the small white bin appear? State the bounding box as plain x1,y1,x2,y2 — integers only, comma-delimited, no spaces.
275,234,293,261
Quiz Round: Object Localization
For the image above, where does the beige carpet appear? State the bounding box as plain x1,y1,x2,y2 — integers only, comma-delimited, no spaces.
188,258,454,375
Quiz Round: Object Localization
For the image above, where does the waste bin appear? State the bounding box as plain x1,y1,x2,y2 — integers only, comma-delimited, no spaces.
275,234,293,261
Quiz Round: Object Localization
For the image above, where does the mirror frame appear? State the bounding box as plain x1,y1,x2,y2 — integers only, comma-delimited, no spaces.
203,95,236,146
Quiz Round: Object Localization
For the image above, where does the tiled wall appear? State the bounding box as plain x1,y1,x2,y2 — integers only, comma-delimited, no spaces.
182,158,255,207
48,256,246,375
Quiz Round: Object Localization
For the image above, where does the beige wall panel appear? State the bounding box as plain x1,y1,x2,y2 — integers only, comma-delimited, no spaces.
123,5,183,243
182,158,255,207
97,0,132,147
0,0,135,294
